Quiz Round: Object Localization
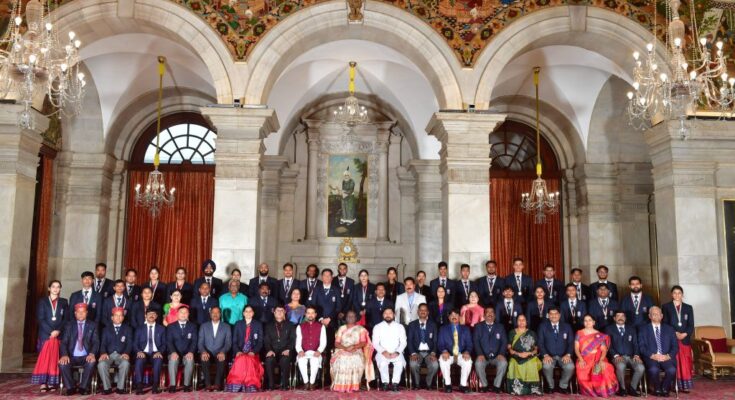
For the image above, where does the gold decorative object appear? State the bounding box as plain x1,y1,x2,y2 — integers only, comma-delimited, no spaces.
338,237,359,263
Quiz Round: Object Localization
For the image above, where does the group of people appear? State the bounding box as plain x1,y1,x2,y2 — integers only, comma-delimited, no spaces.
30,258,695,398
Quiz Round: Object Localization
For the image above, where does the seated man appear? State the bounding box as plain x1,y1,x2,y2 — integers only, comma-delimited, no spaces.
605,311,645,397
407,303,439,390
197,306,231,391
638,306,678,397
296,306,326,390
538,307,575,394
372,307,407,391
97,307,133,394
166,306,197,392
437,309,473,393
133,308,166,395
473,307,508,394
58,303,100,396
264,306,296,390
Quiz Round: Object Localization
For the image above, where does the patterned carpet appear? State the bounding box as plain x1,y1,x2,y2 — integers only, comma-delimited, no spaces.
1,374,734,399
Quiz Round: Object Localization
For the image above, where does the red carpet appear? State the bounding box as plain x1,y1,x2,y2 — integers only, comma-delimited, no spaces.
1,374,734,399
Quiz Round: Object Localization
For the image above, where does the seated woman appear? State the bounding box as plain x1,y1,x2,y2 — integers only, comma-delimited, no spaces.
32,280,67,392
226,306,264,392
162,289,186,326
459,291,484,328
575,314,619,397
286,288,306,324
330,310,374,392
506,314,543,396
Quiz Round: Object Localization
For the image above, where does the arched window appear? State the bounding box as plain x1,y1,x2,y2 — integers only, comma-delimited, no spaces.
130,112,216,168
490,120,559,177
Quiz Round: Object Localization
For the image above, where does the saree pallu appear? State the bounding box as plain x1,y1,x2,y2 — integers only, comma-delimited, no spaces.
330,325,374,392
31,337,60,386
225,354,263,392
506,330,543,395
576,332,618,397
676,340,694,390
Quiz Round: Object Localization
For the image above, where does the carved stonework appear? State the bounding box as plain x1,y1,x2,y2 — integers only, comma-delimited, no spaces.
347,0,364,23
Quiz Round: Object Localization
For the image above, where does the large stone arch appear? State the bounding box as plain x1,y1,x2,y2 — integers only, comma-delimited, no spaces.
243,1,464,109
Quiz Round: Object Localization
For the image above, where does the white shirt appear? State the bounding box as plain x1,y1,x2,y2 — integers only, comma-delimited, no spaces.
394,292,426,325
144,323,158,353
295,323,327,354
372,321,407,354
211,321,220,337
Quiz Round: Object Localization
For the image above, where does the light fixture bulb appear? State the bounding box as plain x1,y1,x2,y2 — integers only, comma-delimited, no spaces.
716,41,724,50
633,51,640,60
627,91,634,100
68,31,76,40
674,37,682,47
646,43,654,52
700,37,707,46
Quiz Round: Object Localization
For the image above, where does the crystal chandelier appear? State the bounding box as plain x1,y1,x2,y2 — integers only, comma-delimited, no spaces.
520,67,560,224
0,0,86,129
626,0,728,139
332,61,368,126
134,56,175,217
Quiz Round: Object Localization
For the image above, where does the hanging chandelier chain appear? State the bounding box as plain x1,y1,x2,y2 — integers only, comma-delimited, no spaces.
332,61,369,126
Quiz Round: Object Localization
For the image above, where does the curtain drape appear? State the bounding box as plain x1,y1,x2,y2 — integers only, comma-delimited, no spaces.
490,177,563,281
124,169,215,282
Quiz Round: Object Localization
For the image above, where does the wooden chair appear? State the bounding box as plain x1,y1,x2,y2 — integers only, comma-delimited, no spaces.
692,325,735,380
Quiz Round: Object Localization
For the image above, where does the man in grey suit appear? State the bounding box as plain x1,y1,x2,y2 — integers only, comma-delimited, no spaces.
197,306,232,391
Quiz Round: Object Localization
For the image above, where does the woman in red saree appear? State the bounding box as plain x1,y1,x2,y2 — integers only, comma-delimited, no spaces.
31,280,67,392
662,285,694,392
226,306,264,392
575,315,619,397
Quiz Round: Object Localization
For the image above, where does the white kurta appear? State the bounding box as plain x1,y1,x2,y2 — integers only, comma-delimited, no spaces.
372,321,407,384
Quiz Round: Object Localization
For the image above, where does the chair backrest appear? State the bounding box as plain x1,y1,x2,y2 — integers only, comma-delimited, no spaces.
694,325,726,340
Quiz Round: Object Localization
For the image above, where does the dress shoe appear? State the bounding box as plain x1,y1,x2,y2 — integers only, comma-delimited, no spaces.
558,387,571,394
135,386,144,395
660,391,670,398
628,388,642,397
183,385,193,392
444,386,452,393
544,386,554,394
391,383,400,392
152,387,162,394
61,388,76,396
381,383,388,391
460,386,470,393
77,389,89,395
492,385,503,394
102,389,114,395
168,386,176,393
478,386,488,393
116,389,127,395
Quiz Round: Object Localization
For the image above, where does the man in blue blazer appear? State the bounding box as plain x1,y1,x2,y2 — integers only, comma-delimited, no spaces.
638,306,678,397
232,306,264,357
454,264,477,307
93,262,115,299
587,284,618,330
69,271,102,323
193,259,224,297
366,283,393,330
59,303,100,396
314,269,342,331
473,307,508,393
475,260,503,307
504,257,533,305
97,307,133,394
620,276,655,328
605,311,645,397
299,264,321,306
166,306,197,392
437,309,473,393
495,286,523,332
535,264,565,306
589,265,619,302
276,263,300,306
430,261,456,302
407,303,439,389
101,280,132,329
538,308,575,394
190,282,219,325
335,262,355,319
252,282,277,325
248,262,278,300
560,283,587,331
568,268,592,304
134,308,166,394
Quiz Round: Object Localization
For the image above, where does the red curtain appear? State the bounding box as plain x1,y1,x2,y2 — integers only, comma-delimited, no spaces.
490,177,563,281
124,169,215,282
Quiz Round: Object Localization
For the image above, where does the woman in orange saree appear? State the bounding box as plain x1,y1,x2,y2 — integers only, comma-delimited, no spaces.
330,310,374,392
575,315,618,397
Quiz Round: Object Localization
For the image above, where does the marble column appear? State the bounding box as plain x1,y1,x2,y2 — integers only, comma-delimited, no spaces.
201,107,279,280
304,120,320,241
427,112,505,279
410,160,442,276
259,156,288,269
645,120,732,327
376,123,391,241
0,104,46,371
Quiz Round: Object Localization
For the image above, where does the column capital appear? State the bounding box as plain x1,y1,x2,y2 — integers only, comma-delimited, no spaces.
0,104,47,179
200,107,279,140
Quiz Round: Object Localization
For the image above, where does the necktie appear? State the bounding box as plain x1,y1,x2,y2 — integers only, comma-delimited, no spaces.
285,279,291,293
96,280,102,292
571,301,576,315
147,325,154,352
452,326,459,356
488,277,494,289
77,322,84,352
180,323,186,333
420,323,426,343
538,302,544,316
547,280,553,292
619,326,625,336
576,284,581,300
202,297,207,309
603,299,608,307
83,290,89,303
516,275,521,289
115,326,119,335
127,285,132,295
655,326,662,354
116,297,122,307
634,295,639,310
506,301,512,316
206,278,211,285
262,297,267,306
440,279,445,288
463,281,469,295
553,324,559,335
379,300,383,309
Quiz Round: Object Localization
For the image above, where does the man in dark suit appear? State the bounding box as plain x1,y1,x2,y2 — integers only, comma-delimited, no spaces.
124,268,142,302
606,311,645,397
495,286,523,332
197,306,231,391
538,308,575,394
59,303,100,396
454,264,476,307
190,282,218,325
535,264,565,306
299,264,321,306
504,257,533,305
252,282,277,325
335,262,355,320
638,306,678,397
133,308,166,394
101,280,132,329
620,276,655,328
263,306,296,390
193,259,224,297
314,269,342,348
97,307,133,394
407,303,438,389
569,268,592,304
276,263,300,306
473,307,508,393
166,306,197,392
476,260,503,307
429,261,456,302
232,306,264,358
366,283,393,330
130,287,161,329
69,271,102,323
93,262,115,299
589,265,619,302
588,283,618,330
248,262,278,299
437,309,473,393
560,283,587,331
